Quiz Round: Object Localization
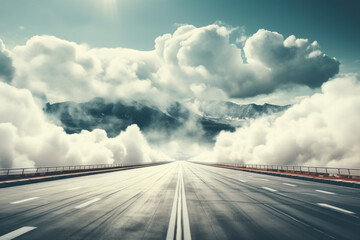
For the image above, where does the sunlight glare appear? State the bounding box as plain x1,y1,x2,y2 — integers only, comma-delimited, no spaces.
100,0,119,19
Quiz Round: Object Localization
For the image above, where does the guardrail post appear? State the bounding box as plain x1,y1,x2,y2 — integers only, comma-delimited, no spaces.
338,168,341,175
22,168,25,175
7,169,10,176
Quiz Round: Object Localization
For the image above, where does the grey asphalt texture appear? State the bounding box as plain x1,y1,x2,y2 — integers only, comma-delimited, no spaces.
0,162,359,240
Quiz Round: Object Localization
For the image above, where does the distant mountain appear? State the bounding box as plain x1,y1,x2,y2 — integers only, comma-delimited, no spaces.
195,100,290,120
45,98,180,137
44,98,289,140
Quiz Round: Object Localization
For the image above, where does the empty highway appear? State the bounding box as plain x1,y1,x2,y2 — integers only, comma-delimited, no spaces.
0,162,359,240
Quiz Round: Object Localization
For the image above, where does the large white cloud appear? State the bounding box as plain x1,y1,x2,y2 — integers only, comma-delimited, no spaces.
155,25,339,99
154,24,244,100
242,30,340,96
0,81,168,168
11,36,103,102
11,36,166,105
4,24,339,106
203,75,360,168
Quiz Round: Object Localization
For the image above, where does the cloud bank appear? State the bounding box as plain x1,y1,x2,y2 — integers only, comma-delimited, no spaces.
205,75,360,168
0,23,353,168
6,24,339,105
242,30,340,97
0,82,168,168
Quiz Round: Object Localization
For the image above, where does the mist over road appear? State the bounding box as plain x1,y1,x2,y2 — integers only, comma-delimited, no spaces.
0,162,359,240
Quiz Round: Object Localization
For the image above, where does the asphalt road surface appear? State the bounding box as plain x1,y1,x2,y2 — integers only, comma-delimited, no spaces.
0,162,359,240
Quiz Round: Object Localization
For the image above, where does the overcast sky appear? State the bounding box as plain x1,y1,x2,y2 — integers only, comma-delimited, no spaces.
0,0,359,74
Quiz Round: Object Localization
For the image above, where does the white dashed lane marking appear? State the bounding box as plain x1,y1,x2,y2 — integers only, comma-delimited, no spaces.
262,187,277,192
74,198,101,209
317,203,355,215
67,186,82,191
10,197,39,204
315,190,336,195
0,226,37,240
282,183,297,187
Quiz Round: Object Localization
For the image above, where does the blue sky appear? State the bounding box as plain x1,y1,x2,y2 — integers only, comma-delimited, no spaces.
0,0,359,73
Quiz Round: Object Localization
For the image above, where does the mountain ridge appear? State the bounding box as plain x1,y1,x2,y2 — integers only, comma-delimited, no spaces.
44,98,290,140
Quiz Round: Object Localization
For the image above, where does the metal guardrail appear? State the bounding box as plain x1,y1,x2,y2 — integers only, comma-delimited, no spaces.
213,163,360,179
0,162,165,179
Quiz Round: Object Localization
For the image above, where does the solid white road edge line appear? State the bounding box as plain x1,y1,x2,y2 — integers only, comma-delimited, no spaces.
181,168,191,240
317,203,355,215
10,197,39,204
166,163,191,240
166,165,181,240
176,169,182,240
0,226,37,240
239,180,247,183
282,183,297,187
260,179,269,181
262,187,278,192
315,190,336,195
74,198,101,209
